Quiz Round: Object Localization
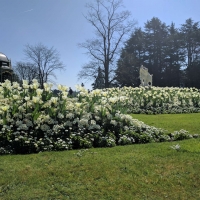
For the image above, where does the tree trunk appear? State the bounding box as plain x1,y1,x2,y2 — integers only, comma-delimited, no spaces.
104,63,109,88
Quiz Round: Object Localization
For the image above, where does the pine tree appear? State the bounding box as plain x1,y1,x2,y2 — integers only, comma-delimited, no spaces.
180,18,200,88
115,28,145,87
163,23,184,86
144,17,168,86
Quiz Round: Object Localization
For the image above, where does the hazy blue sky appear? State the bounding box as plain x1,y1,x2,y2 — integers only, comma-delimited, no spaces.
0,0,199,90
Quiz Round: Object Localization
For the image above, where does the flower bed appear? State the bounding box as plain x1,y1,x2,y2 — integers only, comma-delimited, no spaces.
0,80,199,154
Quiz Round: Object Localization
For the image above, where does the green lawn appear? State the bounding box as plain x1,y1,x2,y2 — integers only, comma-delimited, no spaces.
131,113,200,134
1,139,200,200
1,113,200,199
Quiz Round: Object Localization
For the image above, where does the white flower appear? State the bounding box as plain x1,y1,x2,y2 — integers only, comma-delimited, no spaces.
12,82,20,88
22,80,29,89
43,83,53,91
109,97,118,104
90,120,96,125
110,120,117,126
170,144,181,151
40,124,50,131
50,97,58,104
66,113,74,119
79,119,88,127
1,79,12,89
31,80,40,89
75,103,82,108
58,84,68,92
12,95,19,100
32,96,40,103
64,121,72,126
25,97,30,101
1,105,9,111
19,124,28,130
91,89,101,96
36,89,43,96
57,113,64,119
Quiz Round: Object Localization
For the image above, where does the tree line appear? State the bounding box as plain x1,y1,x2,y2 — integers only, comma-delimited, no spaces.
115,17,200,88
13,0,200,89
78,0,200,89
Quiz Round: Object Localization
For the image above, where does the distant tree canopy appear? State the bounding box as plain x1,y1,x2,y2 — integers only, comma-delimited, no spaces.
115,28,144,87
115,17,200,88
13,62,38,85
14,43,65,88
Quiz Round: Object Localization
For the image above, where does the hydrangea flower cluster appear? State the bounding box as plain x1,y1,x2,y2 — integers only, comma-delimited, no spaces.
0,80,199,154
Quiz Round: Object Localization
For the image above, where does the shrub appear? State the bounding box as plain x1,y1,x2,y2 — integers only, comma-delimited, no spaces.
0,80,199,154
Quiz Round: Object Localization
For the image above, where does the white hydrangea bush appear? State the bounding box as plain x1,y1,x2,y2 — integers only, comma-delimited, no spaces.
0,80,199,154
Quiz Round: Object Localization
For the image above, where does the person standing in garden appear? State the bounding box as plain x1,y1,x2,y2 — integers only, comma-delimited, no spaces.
68,87,73,96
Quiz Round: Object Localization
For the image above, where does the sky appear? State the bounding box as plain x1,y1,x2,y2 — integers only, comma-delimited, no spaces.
0,0,199,90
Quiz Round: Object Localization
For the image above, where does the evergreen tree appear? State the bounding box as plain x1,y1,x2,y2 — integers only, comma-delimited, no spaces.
144,17,168,86
164,23,185,86
180,18,200,88
115,17,200,88
115,28,145,87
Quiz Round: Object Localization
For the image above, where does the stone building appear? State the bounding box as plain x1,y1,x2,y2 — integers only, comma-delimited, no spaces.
0,52,13,82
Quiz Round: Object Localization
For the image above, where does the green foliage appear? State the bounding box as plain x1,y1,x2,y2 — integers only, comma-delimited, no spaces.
0,80,200,154
116,17,200,88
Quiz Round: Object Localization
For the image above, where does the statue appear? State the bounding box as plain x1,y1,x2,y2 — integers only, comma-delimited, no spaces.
139,65,153,87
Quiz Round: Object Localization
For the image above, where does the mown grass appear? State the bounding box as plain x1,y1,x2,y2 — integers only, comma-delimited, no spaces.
131,113,200,134
1,113,200,200
1,139,200,200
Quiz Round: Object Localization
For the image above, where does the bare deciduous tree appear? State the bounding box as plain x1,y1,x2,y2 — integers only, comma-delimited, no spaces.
78,0,135,88
24,43,65,88
13,62,38,84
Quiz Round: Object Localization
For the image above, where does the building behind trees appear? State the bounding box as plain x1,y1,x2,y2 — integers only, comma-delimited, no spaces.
0,52,14,83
